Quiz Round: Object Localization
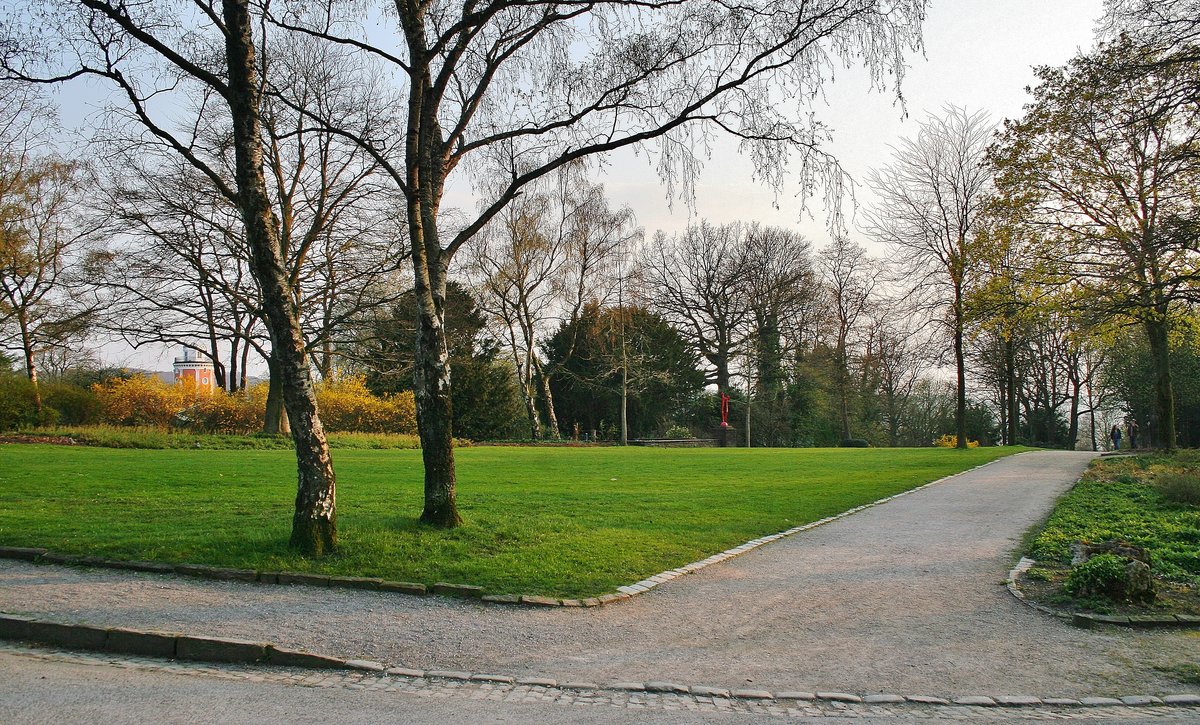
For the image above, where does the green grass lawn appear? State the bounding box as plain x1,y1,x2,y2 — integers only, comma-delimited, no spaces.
0,444,1022,597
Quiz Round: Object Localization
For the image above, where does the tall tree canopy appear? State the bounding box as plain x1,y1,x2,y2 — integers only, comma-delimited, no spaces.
990,39,1200,450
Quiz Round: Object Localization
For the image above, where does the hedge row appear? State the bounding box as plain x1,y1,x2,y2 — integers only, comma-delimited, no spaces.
0,373,416,435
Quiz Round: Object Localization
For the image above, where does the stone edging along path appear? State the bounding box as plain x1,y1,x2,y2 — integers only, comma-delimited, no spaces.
1006,557,1200,630
0,453,1023,609
3,614,1200,710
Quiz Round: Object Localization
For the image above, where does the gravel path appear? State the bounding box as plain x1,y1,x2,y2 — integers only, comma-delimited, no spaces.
2,450,1197,699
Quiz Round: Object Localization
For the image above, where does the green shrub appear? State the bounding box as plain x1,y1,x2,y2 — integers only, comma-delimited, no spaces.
664,424,692,439
1025,567,1053,582
1156,471,1200,506
1064,553,1128,598
839,438,870,448
42,382,101,425
0,374,55,430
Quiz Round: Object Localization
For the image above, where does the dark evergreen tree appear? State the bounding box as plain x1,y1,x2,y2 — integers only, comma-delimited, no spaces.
354,282,525,441
544,304,704,439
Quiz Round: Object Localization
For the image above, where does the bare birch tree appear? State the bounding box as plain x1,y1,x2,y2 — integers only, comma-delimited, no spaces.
863,106,994,448
818,236,879,440
3,0,341,553
268,0,925,525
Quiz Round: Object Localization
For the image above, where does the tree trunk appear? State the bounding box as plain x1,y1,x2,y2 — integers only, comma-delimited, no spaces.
264,352,284,434
714,353,731,396
412,266,462,526
223,0,335,555
745,389,752,448
228,338,240,394
953,301,967,449
209,337,226,391
535,364,560,439
1067,363,1081,450
320,338,334,380
406,51,462,526
620,351,628,446
239,337,251,391
17,311,42,415
1005,337,1018,446
1145,318,1176,452
521,370,542,439
886,390,899,447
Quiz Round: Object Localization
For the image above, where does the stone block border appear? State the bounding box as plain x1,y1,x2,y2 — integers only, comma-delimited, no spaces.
0,453,1021,609
3,613,1199,711
1005,556,1200,629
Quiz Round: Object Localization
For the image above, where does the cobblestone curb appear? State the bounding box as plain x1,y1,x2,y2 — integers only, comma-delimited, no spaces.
1006,556,1200,629
6,612,1197,710
11,645,1200,721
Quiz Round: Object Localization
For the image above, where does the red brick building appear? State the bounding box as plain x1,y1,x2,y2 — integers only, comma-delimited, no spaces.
172,349,216,392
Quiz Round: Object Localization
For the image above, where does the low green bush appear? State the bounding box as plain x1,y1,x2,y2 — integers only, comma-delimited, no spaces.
1156,471,1200,506
42,383,101,426
1064,553,1128,598
839,438,870,448
1025,567,1053,581
664,424,692,439
0,374,57,430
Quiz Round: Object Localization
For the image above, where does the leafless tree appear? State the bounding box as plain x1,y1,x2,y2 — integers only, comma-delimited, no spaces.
90,156,264,393
743,224,816,400
818,235,879,440
85,25,404,435
862,306,927,447
270,0,926,525
863,106,994,448
0,88,97,413
3,0,342,553
637,222,753,394
1102,1,1200,51
468,164,637,438
469,190,563,439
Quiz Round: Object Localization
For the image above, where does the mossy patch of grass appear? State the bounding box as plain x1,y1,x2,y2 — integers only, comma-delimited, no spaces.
1021,451,1200,614
1156,663,1200,686
1029,453,1200,584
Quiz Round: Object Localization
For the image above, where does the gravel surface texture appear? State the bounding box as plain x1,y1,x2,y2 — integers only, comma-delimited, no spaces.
3,450,1198,699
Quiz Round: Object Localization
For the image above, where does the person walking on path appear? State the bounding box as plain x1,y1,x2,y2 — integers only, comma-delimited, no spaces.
1129,420,1139,449
1111,424,1122,451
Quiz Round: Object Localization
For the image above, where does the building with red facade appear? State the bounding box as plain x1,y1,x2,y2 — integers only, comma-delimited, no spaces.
172,349,216,392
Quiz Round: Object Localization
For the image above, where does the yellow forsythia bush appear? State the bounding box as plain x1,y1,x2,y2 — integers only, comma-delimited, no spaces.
191,384,267,434
933,434,980,448
315,376,417,434
94,374,415,434
93,375,196,428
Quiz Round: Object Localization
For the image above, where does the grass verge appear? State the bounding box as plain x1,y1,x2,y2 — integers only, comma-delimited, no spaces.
0,444,1021,597
1019,451,1200,615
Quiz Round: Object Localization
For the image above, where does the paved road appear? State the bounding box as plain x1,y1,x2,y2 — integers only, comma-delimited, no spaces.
2,450,1198,701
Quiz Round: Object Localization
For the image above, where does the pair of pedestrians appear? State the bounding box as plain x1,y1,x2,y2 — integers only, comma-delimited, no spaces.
1110,420,1139,450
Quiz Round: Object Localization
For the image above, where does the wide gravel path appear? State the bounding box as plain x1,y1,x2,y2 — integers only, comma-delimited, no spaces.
2,450,1198,698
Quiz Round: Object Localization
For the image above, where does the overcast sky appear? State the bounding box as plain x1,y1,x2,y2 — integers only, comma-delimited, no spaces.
600,0,1105,248
65,0,1106,371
